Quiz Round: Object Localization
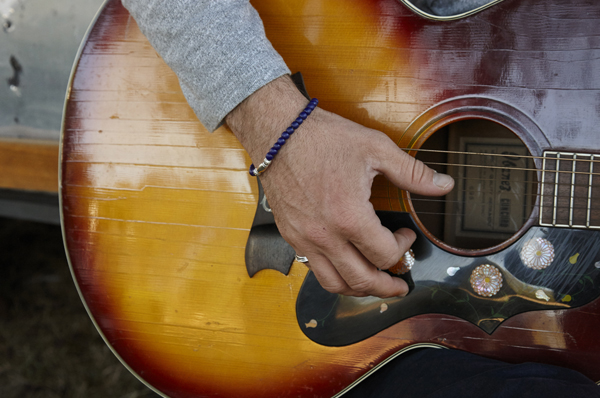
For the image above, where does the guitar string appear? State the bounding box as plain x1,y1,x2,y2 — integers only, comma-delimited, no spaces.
394,187,596,211
386,149,599,217
374,172,597,215
376,171,597,203
411,182,592,202
380,174,594,193
380,196,595,215
401,147,600,177
406,204,590,217
422,160,600,178
404,195,592,211
403,148,599,163
399,203,597,223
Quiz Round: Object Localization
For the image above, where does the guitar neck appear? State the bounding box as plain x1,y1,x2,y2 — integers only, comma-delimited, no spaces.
540,151,600,229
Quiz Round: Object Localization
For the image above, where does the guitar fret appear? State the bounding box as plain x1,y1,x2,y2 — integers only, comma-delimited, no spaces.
552,153,560,226
540,151,600,230
540,156,548,226
570,154,576,227
588,155,595,228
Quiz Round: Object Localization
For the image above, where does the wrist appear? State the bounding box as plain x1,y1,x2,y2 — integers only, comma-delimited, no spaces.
225,75,311,167
250,97,319,176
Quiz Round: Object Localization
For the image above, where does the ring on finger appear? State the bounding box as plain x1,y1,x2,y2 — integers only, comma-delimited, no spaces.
295,254,309,263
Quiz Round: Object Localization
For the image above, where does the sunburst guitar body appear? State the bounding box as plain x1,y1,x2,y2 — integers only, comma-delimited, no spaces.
61,0,600,396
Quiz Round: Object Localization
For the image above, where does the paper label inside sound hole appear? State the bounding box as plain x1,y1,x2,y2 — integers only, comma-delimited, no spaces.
444,121,535,248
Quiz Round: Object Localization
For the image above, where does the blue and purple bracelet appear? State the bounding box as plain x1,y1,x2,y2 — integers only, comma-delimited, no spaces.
249,98,319,176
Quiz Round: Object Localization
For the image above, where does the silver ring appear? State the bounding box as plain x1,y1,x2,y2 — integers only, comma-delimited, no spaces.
295,254,309,263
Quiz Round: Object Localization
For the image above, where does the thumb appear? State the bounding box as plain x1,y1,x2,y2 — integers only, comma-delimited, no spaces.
376,144,454,197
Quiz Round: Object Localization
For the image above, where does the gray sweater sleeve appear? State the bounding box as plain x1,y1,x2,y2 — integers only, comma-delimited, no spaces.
122,0,290,132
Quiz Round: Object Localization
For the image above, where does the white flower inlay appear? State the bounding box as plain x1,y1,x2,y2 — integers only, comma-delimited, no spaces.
520,238,555,270
470,264,503,297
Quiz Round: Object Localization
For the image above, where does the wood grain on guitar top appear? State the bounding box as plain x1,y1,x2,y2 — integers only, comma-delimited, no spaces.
61,0,600,397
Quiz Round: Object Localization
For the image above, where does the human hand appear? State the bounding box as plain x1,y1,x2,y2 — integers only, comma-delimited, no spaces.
226,76,454,298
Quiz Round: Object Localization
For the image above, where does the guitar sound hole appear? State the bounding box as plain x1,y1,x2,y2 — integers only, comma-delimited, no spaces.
411,119,538,251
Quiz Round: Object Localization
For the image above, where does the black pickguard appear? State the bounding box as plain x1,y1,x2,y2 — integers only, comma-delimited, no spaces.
296,211,600,346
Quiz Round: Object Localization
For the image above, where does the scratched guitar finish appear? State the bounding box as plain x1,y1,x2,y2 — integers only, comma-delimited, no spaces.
60,1,600,397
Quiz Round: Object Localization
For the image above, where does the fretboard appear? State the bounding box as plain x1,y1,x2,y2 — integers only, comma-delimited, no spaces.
539,151,600,229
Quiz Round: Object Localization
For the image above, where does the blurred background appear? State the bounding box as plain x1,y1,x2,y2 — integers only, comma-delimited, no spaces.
0,0,159,396
0,217,159,397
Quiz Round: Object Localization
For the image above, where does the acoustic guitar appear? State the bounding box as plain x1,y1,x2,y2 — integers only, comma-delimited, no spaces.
60,0,600,396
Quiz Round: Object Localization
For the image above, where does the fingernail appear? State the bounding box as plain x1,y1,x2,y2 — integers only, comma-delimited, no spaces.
433,171,454,189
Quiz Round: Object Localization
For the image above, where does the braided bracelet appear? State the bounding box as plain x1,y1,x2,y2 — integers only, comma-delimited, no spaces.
249,98,319,176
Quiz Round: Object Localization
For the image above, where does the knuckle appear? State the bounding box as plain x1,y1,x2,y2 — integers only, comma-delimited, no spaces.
279,220,329,248
410,159,429,185
302,223,333,248
332,207,365,237
323,283,349,295
378,251,402,270
317,277,350,295
347,276,375,294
